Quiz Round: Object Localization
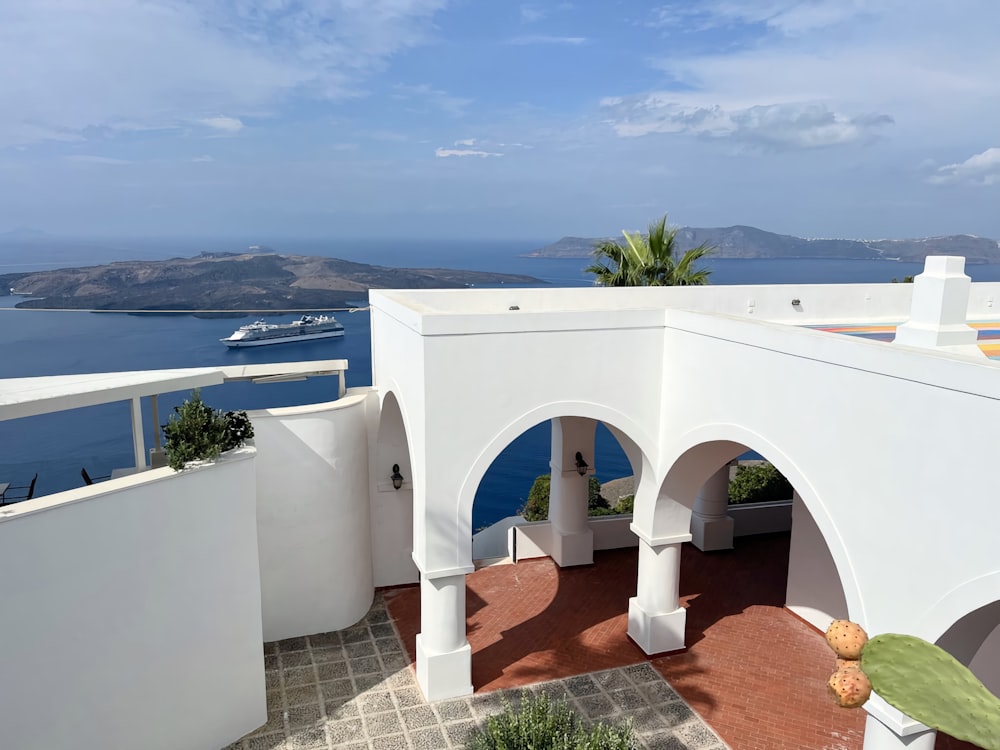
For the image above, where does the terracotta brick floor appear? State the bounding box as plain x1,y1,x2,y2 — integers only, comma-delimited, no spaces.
384,533,969,750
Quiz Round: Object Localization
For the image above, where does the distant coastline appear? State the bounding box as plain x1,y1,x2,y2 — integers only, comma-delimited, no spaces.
524,225,1000,264
0,250,545,312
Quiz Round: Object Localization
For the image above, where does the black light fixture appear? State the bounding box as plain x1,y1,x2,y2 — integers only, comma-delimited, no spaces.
574,451,589,476
391,464,404,491
791,298,801,306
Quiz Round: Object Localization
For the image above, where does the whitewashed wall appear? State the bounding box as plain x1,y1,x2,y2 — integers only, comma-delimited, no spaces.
371,277,1000,723
0,450,264,750
785,493,849,632
251,394,374,641
971,624,1000,695
729,500,793,537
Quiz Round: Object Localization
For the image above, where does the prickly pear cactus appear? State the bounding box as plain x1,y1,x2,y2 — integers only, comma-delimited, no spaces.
828,664,872,708
862,633,1000,750
826,619,868,660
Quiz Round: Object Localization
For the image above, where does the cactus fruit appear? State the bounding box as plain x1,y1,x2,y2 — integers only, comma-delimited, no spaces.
828,664,872,708
825,619,868,660
861,633,1000,750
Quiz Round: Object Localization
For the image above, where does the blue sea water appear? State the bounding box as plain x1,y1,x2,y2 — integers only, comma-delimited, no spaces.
4,238,1000,528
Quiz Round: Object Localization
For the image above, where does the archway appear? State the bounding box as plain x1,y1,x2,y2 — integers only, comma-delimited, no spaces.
372,390,417,587
630,432,864,750
389,404,656,700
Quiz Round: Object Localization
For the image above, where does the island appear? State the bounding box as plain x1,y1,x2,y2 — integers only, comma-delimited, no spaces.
0,251,544,311
525,226,1000,264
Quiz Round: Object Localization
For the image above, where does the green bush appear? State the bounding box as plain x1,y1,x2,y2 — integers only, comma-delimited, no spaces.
466,690,635,750
521,475,610,521
613,494,634,514
163,389,254,471
728,462,792,504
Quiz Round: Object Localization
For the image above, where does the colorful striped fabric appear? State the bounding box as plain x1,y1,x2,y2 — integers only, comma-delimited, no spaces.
808,322,1000,359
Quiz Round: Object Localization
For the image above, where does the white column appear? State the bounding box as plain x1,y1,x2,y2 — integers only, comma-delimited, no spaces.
547,417,595,567
893,255,984,357
628,537,688,654
130,396,146,470
690,466,734,551
863,715,936,750
415,573,473,701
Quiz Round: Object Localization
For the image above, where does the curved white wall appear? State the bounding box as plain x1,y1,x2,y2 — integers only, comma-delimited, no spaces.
786,493,849,631
0,450,264,750
251,394,374,641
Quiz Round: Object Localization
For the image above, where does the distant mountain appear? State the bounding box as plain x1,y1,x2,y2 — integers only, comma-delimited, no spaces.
525,226,1000,264
0,227,49,241
0,251,544,311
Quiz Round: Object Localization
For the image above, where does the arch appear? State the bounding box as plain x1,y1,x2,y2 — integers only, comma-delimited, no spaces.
453,400,656,566
375,384,415,489
918,572,1000,649
372,383,420,586
640,422,865,626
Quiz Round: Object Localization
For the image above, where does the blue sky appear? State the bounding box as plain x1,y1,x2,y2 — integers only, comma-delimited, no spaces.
2,0,1000,241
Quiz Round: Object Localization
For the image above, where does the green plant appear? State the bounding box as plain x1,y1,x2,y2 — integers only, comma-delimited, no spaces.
520,475,610,521
727,462,792,504
586,214,714,288
466,690,635,750
613,494,635,514
222,409,255,451
825,621,1000,749
860,634,1000,749
163,389,253,470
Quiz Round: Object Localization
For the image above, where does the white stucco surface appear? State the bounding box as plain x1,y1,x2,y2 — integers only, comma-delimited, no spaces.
0,449,264,750
251,394,375,641
370,266,1000,740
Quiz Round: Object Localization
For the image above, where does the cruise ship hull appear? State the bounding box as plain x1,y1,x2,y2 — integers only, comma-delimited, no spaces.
220,314,345,348
223,329,344,348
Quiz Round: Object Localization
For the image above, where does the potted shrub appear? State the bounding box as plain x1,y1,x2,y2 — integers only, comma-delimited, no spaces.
162,389,254,471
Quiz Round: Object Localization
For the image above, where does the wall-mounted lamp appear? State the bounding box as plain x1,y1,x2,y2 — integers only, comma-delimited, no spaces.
791,298,801,306
390,464,404,491
574,451,589,476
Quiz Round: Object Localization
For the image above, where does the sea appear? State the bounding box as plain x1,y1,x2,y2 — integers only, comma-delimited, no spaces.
4,237,1000,530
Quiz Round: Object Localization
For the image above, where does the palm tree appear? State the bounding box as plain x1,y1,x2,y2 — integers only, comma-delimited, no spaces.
585,214,715,287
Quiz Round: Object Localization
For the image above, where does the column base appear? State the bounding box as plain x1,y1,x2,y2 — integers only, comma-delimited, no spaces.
690,515,734,552
627,597,686,654
863,714,936,749
552,528,593,567
415,635,473,702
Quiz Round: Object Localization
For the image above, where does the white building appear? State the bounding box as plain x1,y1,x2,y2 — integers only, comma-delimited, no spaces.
1,256,997,750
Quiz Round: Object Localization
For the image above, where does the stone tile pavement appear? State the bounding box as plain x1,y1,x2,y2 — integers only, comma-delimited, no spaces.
227,593,728,750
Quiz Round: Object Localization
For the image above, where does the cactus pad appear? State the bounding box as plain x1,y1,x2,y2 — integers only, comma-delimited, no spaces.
862,633,1000,749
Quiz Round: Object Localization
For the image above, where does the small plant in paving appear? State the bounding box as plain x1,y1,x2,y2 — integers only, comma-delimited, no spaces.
466,690,635,750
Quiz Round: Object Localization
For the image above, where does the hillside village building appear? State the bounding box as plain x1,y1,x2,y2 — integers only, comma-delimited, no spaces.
1,256,998,750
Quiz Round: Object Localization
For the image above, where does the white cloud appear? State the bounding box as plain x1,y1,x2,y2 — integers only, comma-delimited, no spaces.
520,5,546,23
64,155,132,165
928,148,1000,186
507,35,585,45
435,148,503,158
647,1,892,36
520,3,574,24
0,0,448,147
191,155,214,162
601,97,891,150
392,84,472,116
200,116,244,133
455,138,476,146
